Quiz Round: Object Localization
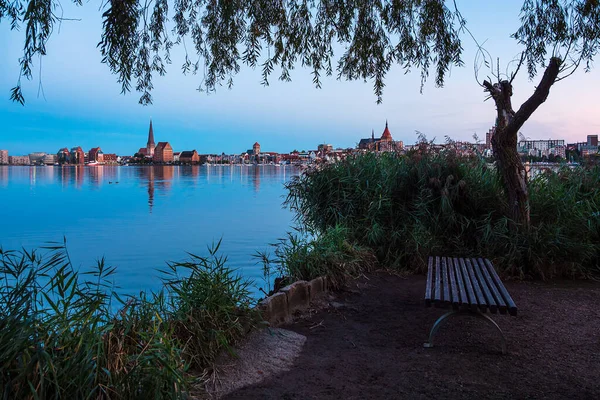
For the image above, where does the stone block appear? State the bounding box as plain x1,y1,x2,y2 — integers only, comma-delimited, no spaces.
258,292,289,326
308,277,326,301
280,280,310,313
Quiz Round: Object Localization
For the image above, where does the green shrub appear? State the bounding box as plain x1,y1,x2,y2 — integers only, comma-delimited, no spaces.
162,240,260,371
285,151,600,279
256,225,377,291
0,240,257,399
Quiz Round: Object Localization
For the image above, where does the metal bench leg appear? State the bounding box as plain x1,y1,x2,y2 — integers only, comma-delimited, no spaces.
423,310,507,354
423,310,459,349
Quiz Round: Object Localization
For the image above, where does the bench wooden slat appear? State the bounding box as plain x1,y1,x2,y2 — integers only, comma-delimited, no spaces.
483,258,518,316
471,258,498,313
441,257,451,306
447,258,460,309
434,256,442,306
476,258,508,314
425,256,434,307
458,258,478,312
464,258,487,312
452,257,469,307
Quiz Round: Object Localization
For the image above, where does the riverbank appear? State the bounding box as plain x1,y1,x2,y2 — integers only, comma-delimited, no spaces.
224,272,600,399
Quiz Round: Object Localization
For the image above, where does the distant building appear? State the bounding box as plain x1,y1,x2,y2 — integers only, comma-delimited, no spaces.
89,147,104,163
70,147,85,165
358,121,403,152
103,153,118,164
485,126,496,149
0,150,8,165
43,154,57,165
588,134,598,147
29,152,46,165
146,119,156,157
153,142,173,163
518,139,566,159
253,142,261,155
57,148,70,164
9,155,30,165
173,152,181,162
179,150,200,164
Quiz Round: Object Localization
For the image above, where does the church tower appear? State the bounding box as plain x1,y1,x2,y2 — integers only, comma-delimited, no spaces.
147,119,156,157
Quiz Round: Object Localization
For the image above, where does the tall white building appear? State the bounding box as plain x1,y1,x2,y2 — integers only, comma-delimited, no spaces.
518,139,566,158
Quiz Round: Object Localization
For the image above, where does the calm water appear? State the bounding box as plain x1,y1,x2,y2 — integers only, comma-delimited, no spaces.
0,165,299,296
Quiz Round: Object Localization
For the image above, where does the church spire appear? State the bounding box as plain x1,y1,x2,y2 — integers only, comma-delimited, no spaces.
146,119,156,157
371,129,375,141
147,119,155,147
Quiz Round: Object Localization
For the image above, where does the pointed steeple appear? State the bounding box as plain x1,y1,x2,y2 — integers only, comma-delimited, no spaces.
371,129,375,141
147,119,155,157
381,120,393,141
147,119,155,147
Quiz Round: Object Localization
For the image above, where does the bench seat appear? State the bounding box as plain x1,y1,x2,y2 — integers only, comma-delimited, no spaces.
425,256,517,316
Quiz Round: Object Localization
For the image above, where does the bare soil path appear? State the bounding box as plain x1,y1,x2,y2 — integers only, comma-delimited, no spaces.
225,272,600,399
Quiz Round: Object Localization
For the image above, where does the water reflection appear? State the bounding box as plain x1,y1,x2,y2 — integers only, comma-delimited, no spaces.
0,166,7,188
135,166,175,213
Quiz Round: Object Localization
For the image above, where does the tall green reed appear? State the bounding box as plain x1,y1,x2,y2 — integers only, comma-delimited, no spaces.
0,239,258,399
285,151,600,279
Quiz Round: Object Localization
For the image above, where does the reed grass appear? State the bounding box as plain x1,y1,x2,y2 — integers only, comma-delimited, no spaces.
284,150,600,278
0,239,257,399
256,225,377,292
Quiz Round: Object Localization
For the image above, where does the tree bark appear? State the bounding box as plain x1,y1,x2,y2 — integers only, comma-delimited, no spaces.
483,57,561,229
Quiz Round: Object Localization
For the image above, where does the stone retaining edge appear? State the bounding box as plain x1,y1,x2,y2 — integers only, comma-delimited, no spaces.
257,276,328,326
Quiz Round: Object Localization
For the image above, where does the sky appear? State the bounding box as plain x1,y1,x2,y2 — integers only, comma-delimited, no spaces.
1,1,599,156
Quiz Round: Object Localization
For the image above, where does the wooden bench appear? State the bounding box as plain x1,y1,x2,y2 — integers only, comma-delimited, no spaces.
424,256,518,354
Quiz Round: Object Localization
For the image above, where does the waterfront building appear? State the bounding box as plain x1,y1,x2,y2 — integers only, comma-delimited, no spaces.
253,142,261,155
29,152,47,165
357,121,403,152
89,147,104,163
179,150,200,164
485,126,496,149
103,153,118,164
57,148,70,164
43,154,57,165
70,147,85,165
173,152,181,162
518,139,566,159
153,142,173,163
0,150,8,165
9,155,30,165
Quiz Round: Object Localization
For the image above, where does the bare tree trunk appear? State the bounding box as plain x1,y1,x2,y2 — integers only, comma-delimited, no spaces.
483,57,561,229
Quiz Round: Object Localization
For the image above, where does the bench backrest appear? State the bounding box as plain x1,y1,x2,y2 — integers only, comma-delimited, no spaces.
425,257,517,316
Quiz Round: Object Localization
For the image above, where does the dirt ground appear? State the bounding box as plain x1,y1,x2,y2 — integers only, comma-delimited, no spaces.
225,272,600,400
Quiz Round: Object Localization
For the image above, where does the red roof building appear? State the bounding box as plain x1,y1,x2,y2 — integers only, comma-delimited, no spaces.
380,120,393,142
153,142,173,163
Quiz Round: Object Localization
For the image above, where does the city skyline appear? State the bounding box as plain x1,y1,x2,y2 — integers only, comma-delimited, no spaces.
1,1,600,155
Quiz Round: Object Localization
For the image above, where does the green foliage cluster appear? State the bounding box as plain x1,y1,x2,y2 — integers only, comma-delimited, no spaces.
285,151,600,279
256,225,377,292
0,241,257,399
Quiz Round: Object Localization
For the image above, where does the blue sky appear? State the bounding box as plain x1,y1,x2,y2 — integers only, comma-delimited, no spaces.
1,1,599,156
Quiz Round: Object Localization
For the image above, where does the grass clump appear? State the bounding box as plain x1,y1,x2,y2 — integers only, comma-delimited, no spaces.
285,151,600,279
164,241,258,371
0,240,258,399
256,225,377,292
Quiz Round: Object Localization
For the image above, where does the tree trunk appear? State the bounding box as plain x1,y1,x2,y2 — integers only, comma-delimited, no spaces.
491,105,529,227
483,57,561,230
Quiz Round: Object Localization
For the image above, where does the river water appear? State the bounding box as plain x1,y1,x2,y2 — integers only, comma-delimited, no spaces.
0,165,299,296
